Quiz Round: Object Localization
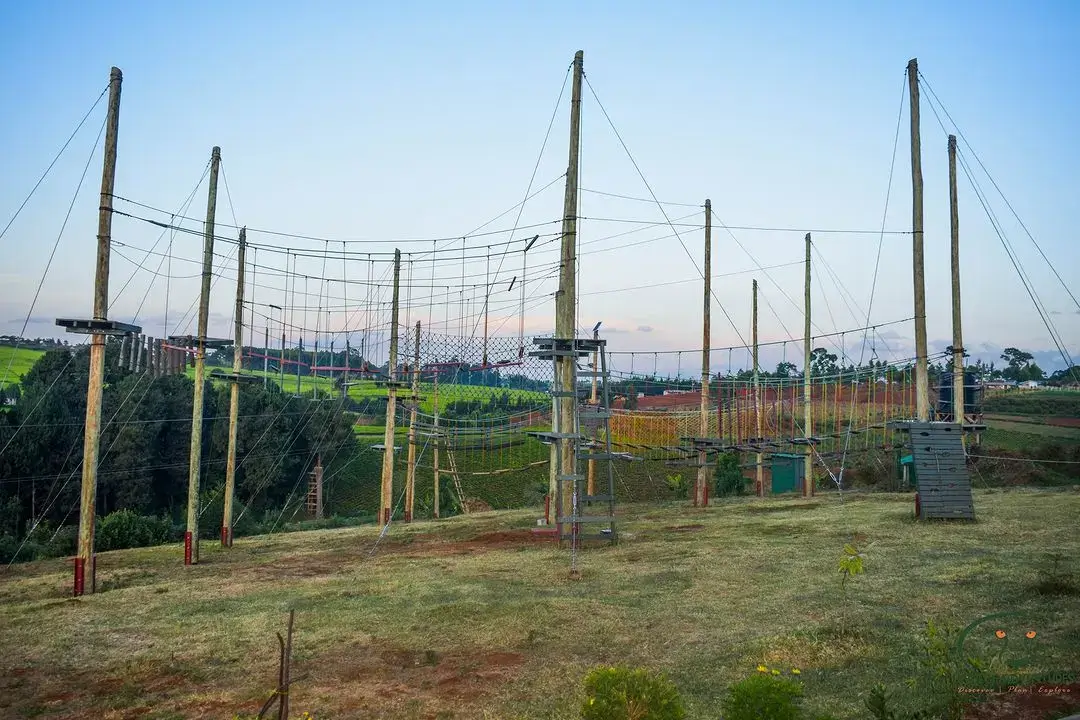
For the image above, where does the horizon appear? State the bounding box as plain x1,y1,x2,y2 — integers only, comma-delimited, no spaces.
2,2,1078,380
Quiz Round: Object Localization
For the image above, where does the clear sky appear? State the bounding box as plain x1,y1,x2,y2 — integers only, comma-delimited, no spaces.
2,1,1078,376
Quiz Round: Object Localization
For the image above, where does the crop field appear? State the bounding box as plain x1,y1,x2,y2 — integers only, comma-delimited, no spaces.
0,345,45,390
2,490,1079,719
196,367,549,413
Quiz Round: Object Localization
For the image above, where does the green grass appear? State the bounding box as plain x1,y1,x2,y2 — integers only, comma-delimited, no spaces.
2,490,1078,719
983,418,1080,441
0,345,45,390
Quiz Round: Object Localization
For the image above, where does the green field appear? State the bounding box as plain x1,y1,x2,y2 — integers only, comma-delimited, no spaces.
1,490,1078,719
196,366,548,413
0,345,45,391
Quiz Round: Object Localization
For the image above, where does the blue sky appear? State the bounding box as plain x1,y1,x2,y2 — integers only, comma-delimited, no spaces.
2,1,1078,375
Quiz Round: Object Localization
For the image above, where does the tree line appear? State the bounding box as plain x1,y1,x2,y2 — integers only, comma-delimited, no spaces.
0,342,364,562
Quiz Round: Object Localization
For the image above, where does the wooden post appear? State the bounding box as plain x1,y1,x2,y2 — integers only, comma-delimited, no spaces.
587,324,599,498
73,66,122,597
154,337,163,378
263,325,270,389
379,249,402,525
948,134,965,425
185,145,221,566
128,330,139,371
908,58,930,422
314,454,323,520
405,321,420,522
803,233,813,496
118,334,129,369
433,371,440,519
753,279,763,496
695,199,712,507
222,227,246,547
554,50,584,534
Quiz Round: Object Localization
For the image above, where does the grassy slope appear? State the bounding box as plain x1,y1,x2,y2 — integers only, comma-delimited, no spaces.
1,490,1078,719
0,345,45,390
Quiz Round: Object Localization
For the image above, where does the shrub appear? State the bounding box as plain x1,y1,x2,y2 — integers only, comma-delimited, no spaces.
96,510,172,552
721,673,803,720
714,452,746,496
581,665,685,720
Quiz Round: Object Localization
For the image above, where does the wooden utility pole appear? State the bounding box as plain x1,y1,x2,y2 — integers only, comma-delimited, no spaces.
695,199,712,507
948,134,965,424
379,249,402,525
185,146,221,565
753,279,763,496
72,66,123,596
405,321,420,522
908,58,930,421
222,228,247,547
552,49,584,530
803,233,813,496
433,372,440,519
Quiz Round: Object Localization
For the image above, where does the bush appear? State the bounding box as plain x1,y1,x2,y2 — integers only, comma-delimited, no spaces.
714,452,746,496
721,673,804,720
96,510,172,552
581,665,685,720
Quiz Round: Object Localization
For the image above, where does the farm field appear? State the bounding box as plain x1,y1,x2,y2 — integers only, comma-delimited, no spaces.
0,345,45,390
195,366,549,413
1,490,1078,719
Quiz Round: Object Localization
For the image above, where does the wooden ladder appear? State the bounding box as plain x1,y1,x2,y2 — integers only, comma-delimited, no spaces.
445,447,468,514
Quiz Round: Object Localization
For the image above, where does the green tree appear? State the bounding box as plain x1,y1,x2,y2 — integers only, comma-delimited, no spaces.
1000,347,1034,382
809,348,838,378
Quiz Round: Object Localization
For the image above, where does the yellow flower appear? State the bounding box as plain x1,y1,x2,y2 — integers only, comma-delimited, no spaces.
756,664,768,673
771,669,781,676
792,668,801,675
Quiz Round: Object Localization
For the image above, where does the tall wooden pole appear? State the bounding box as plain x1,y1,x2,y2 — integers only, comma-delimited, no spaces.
73,66,122,597
908,58,930,422
553,50,584,532
263,325,269,389
433,372,440,519
222,227,246,548
803,233,813,496
948,134,964,424
185,145,221,566
379,249,402,525
695,199,712,507
405,321,420,522
587,324,599,498
753,279,763,496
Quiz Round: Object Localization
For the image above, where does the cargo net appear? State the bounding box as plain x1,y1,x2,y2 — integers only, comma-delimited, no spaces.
323,328,558,519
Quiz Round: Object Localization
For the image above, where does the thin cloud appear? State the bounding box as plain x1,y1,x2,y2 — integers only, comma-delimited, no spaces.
637,325,654,333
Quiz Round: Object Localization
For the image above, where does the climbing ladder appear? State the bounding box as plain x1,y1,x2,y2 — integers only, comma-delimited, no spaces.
529,335,621,545
445,446,468,515
896,421,975,520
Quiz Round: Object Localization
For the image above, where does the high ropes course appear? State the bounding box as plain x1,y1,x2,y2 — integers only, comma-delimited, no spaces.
1,51,1076,593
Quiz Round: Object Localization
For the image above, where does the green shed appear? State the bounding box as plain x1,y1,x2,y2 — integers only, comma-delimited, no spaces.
770,453,804,494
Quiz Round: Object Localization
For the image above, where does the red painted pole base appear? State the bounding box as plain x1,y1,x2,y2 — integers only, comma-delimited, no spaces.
73,555,96,597
382,508,390,525
404,510,412,523
184,531,193,565
74,557,84,597
220,526,232,548
914,492,921,519
703,481,709,507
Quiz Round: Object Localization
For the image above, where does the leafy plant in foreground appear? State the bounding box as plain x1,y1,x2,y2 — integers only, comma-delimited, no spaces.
721,671,804,720
581,665,685,720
